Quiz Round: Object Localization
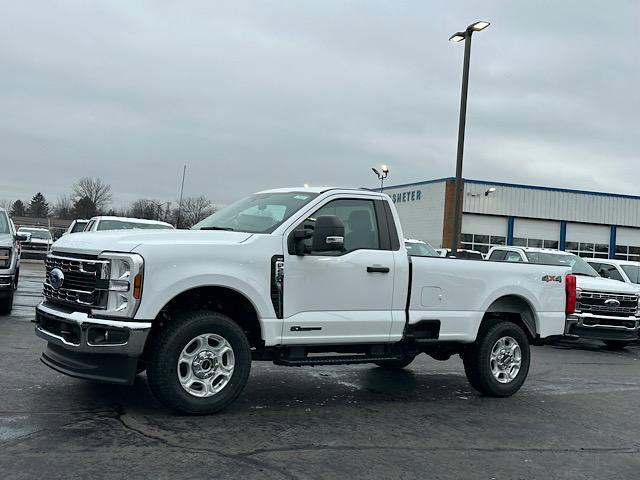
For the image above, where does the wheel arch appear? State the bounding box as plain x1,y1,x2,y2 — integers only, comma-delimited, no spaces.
148,285,264,349
483,294,538,340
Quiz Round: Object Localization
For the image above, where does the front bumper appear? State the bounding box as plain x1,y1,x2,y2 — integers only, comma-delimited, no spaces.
35,302,152,384
565,313,639,341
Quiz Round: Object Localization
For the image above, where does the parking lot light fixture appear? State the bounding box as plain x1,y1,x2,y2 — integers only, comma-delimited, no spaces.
449,20,490,255
372,165,389,192
470,21,490,31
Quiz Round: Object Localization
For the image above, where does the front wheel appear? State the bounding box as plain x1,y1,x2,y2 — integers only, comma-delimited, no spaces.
146,311,251,414
463,320,530,397
603,340,631,350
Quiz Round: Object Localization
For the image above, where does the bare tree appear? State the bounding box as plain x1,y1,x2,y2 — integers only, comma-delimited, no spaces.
72,177,112,214
53,194,74,219
128,199,158,220
0,199,12,210
178,195,216,228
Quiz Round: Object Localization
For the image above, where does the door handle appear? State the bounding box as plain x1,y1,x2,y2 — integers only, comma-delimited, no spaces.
367,266,390,273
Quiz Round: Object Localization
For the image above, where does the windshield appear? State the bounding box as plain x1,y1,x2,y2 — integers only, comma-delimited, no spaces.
0,213,9,235
524,251,598,276
621,265,640,284
405,241,439,257
193,192,319,233
20,228,52,240
96,220,174,231
70,221,88,233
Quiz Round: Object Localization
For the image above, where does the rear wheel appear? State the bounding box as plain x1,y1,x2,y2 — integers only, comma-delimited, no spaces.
603,340,631,350
374,355,416,369
146,310,251,414
463,320,530,397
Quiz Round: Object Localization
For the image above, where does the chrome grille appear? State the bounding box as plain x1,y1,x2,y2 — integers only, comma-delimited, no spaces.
577,291,639,317
44,254,109,309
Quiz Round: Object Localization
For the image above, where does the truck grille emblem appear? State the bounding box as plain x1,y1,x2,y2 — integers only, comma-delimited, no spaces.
604,298,621,307
49,268,65,290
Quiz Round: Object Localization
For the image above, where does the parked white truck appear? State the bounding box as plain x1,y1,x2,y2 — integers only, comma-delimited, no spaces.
487,246,640,349
35,188,574,414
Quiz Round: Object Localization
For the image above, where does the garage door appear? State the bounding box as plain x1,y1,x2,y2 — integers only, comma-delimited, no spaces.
566,223,610,258
614,227,640,261
461,214,507,254
512,219,560,249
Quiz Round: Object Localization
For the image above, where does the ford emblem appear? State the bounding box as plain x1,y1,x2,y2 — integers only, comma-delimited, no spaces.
604,298,621,307
49,268,65,290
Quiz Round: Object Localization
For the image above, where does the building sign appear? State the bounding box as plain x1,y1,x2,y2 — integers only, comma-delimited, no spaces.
391,190,422,203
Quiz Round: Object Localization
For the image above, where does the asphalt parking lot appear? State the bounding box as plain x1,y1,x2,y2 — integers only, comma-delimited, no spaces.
1,262,639,479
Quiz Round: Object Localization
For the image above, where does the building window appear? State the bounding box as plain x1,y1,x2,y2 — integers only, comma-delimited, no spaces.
461,233,505,254
614,245,640,261
512,238,558,249
566,241,609,259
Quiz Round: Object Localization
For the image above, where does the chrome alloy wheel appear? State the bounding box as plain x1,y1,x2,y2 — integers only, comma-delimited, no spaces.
489,336,522,384
177,333,235,397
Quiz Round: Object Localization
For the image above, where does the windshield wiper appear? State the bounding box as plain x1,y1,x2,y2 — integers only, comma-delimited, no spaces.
199,226,235,231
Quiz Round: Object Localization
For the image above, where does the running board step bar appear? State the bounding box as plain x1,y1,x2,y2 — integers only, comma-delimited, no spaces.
274,355,401,366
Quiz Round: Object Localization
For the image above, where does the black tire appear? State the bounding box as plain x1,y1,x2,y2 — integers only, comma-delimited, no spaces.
374,355,416,369
146,310,251,415
603,340,631,350
0,290,14,315
14,268,19,291
463,320,530,397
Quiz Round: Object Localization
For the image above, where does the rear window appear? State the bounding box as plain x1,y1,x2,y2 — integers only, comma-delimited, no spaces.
70,221,88,233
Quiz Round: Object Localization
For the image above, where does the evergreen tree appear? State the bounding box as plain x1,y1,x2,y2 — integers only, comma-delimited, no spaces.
10,200,26,217
29,193,49,218
73,196,97,219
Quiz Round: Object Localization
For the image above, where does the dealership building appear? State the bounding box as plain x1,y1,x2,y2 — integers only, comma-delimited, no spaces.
385,177,640,261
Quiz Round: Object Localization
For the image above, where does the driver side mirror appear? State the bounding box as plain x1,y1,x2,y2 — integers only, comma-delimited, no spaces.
288,215,345,256
311,215,344,253
16,232,31,243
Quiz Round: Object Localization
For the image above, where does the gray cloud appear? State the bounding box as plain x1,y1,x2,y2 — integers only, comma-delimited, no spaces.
1,0,638,208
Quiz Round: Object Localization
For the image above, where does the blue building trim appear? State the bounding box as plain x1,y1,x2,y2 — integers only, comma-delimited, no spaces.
609,225,617,259
506,217,514,245
385,177,640,201
559,221,567,251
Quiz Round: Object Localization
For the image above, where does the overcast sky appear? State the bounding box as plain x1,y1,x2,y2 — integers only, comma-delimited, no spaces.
1,1,638,209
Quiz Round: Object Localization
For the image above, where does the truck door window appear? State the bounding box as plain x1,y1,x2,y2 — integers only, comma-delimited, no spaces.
601,264,624,282
300,199,380,253
488,250,506,261
505,252,523,262
621,265,640,284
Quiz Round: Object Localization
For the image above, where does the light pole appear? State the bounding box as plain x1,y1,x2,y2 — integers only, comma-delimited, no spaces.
372,165,389,192
448,20,490,255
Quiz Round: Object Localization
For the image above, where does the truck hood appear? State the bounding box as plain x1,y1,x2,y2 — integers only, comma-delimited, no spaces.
51,230,254,256
576,275,640,294
0,233,12,247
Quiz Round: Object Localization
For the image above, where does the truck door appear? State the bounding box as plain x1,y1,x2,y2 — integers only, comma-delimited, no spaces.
282,196,396,344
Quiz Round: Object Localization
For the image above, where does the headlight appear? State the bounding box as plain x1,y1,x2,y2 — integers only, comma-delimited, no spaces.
0,247,10,269
95,252,144,318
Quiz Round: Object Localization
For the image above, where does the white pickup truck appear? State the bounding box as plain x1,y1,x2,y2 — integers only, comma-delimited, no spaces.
35,187,573,414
